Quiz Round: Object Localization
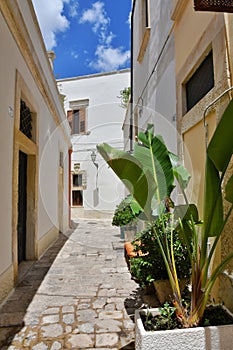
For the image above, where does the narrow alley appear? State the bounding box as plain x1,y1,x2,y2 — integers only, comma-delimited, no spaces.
0,219,142,349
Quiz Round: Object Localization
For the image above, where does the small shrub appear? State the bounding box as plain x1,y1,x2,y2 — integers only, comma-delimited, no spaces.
112,195,138,227
130,214,191,287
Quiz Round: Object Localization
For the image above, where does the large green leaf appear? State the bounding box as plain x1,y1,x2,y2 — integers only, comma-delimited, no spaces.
203,156,223,237
134,129,174,203
174,204,199,223
123,195,142,215
207,99,233,172
169,152,191,190
203,100,233,237
97,143,154,218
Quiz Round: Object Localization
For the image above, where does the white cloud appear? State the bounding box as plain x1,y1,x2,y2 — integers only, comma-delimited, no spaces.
89,45,130,72
32,0,72,49
69,1,79,18
79,1,112,46
71,50,79,59
80,1,109,34
80,2,130,72
128,10,132,28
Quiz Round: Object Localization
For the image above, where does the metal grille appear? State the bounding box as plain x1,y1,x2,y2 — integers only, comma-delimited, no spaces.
194,0,233,12
20,100,32,139
186,52,214,111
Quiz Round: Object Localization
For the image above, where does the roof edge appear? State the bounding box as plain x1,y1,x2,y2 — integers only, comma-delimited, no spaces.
57,68,131,83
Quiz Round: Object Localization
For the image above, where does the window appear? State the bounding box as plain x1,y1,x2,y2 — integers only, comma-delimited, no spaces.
186,51,214,112
73,174,82,187
67,108,86,134
72,170,87,189
72,190,83,206
20,99,33,139
71,170,86,206
67,99,89,134
194,0,233,13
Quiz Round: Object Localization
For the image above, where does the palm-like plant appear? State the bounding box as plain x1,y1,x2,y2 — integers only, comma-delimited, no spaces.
97,100,233,327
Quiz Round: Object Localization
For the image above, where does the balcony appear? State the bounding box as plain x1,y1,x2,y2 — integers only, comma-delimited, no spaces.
194,0,233,12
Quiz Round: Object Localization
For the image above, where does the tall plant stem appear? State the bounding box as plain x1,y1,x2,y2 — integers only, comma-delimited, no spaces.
201,170,226,268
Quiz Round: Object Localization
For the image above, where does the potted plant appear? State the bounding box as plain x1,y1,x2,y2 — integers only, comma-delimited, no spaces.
135,303,233,350
112,194,140,241
130,216,190,304
97,99,233,348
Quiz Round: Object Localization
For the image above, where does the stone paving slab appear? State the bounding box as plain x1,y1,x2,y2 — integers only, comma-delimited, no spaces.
0,219,143,349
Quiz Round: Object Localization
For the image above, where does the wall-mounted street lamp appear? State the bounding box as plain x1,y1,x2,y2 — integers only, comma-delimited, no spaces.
91,150,98,169
91,150,99,191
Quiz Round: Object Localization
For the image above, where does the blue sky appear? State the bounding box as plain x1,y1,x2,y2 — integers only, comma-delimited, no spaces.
32,0,131,79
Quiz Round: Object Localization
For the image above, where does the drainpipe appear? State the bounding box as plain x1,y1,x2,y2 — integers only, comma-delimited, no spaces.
130,2,135,153
68,148,72,228
224,14,233,88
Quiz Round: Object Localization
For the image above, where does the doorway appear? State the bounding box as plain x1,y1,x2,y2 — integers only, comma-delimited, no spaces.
17,151,27,264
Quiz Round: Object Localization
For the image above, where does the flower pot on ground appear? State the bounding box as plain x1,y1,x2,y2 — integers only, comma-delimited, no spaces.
135,307,233,350
124,223,138,241
120,226,125,239
112,194,140,241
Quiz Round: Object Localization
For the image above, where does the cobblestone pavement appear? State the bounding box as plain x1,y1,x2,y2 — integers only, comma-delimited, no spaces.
0,219,143,349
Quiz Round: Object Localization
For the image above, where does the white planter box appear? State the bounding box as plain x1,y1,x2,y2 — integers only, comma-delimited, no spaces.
135,309,233,350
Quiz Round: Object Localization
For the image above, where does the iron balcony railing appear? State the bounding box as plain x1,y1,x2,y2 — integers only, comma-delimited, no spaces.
194,0,233,12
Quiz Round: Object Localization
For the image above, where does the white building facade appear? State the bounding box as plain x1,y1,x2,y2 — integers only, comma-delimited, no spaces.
58,69,130,219
125,0,177,153
0,0,71,305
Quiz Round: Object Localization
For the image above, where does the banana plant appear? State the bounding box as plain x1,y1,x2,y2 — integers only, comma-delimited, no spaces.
97,100,233,327
97,124,192,320
185,99,233,326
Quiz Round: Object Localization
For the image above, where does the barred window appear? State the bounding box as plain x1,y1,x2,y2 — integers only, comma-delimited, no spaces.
20,100,32,139
186,51,214,112
194,0,233,13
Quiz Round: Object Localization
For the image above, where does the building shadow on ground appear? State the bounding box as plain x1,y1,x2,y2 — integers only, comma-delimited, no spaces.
0,231,70,348
120,341,136,349
123,279,160,349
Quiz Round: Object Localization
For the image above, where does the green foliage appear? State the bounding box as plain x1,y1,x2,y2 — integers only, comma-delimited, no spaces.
97,101,233,328
130,257,155,287
143,303,180,331
118,86,131,108
112,195,140,227
97,143,154,218
143,303,233,331
130,215,190,287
